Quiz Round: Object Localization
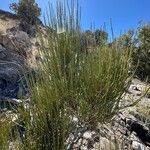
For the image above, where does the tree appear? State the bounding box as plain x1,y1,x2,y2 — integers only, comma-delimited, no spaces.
116,30,135,49
9,0,41,25
80,29,108,53
94,29,108,46
132,24,150,81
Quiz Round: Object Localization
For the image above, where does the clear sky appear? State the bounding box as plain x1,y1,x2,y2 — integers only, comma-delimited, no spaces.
0,0,150,37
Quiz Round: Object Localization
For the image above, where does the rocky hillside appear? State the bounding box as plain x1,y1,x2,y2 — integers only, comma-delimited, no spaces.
66,79,150,150
0,9,41,103
0,9,19,34
0,9,150,150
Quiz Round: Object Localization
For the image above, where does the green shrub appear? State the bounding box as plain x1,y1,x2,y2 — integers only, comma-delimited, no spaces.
9,0,41,24
38,0,132,126
132,24,150,81
1,0,134,149
95,29,108,46
17,0,133,148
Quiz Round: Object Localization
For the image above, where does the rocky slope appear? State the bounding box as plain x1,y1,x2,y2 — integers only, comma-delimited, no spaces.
0,10,41,108
66,79,150,150
0,9,150,150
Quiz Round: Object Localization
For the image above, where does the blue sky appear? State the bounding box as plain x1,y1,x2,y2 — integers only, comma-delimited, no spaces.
0,0,150,37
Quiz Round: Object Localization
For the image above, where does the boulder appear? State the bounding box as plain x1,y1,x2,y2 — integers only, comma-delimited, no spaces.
0,30,31,102
0,31,31,58
0,63,27,99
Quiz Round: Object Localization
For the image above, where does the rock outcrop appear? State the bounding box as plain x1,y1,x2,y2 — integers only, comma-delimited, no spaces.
0,10,19,34
0,9,39,109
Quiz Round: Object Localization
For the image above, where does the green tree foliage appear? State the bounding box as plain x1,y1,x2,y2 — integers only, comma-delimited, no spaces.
132,24,150,81
9,0,41,24
116,30,135,49
95,29,108,46
81,29,108,52
81,30,96,49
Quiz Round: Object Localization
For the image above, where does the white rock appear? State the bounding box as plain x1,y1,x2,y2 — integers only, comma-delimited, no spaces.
132,140,146,150
83,131,92,139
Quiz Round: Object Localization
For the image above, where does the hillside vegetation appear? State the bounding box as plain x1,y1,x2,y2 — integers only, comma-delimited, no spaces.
0,0,150,150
